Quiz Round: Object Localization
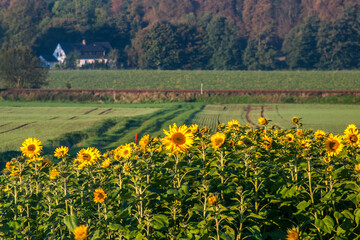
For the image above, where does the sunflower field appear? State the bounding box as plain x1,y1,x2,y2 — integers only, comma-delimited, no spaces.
1,118,360,240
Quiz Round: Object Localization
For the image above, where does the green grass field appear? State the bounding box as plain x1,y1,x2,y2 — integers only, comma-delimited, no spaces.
190,104,360,134
2,102,360,156
47,70,360,90
0,102,160,152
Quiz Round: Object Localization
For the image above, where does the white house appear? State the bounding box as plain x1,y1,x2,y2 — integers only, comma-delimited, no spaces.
42,40,113,68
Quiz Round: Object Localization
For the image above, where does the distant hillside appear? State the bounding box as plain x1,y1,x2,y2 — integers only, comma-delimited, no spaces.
0,0,359,70
111,0,359,38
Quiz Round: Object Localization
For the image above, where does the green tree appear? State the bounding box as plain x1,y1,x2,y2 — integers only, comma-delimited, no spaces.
0,44,48,88
282,17,321,69
107,48,120,69
243,28,280,70
139,21,181,69
64,51,78,69
176,23,210,69
205,15,242,70
317,3,360,69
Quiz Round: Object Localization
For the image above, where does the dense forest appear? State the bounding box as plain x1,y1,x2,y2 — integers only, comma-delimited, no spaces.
0,0,360,70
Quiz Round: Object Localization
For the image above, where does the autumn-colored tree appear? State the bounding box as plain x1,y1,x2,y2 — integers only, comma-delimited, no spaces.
2,0,49,46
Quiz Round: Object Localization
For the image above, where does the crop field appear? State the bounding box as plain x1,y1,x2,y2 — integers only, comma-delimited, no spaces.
0,102,161,152
190,104,360,134
47,70,360,90
0,102,204,154
2,102,360,155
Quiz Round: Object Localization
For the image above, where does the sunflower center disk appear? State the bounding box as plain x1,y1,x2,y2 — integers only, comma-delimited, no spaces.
83,154,91,161
172,133,186,145
28,145,36,151
215,138,223,146
329,141,339,150
350,135,358,143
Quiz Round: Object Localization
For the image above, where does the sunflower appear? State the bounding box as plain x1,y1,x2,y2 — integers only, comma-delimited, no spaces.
49,168,60,180
323,156,331,164
326,166,334,172
296,129,304,138
139,135,150,151
20,137,42,158
5,161,13,171
113,147,122,160
299,138,311,149
101,158,111,168
162,123,194,154
54,146,69,158
345,132,360,147
94,188,107,203
227,120,240,131
325,134,344,156
74,225,88,240
75,147,101,169
201,126,209,134
189,124,199,133
291,117,300,125
120,144,133,159
355,164,360,172
285,133,295,143
314,130,326,140
261,136,273,150
123,162,133,175
208,195,218,206
258,117,268,125
211,132,226,150
286,226,300,240
344,124,358,135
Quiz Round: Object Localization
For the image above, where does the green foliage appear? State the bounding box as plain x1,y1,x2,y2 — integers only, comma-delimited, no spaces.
243,29,279,70
317,3,360,70
63,51,78,69
0,44,48,88
282,17,321,70
139,21,182,70
205,15,242,70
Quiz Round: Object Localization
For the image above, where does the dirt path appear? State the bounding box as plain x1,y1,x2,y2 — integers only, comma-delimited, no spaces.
245,105,260,128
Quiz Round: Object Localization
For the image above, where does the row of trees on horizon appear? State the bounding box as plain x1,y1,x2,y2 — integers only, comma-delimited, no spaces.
0,0,360,71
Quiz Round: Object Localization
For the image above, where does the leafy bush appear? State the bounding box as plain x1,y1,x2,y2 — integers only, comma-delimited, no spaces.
1,119,360,239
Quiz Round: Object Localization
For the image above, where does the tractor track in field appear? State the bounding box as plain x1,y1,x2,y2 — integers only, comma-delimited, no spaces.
245,105,260,128
99,108,112,115
0,122,36,134
84,108,98,115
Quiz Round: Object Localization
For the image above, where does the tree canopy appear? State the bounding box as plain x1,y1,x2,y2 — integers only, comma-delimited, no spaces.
0,0,359,70
0,45,48,88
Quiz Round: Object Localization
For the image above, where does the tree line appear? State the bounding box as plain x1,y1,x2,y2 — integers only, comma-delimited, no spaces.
0,0,359,87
